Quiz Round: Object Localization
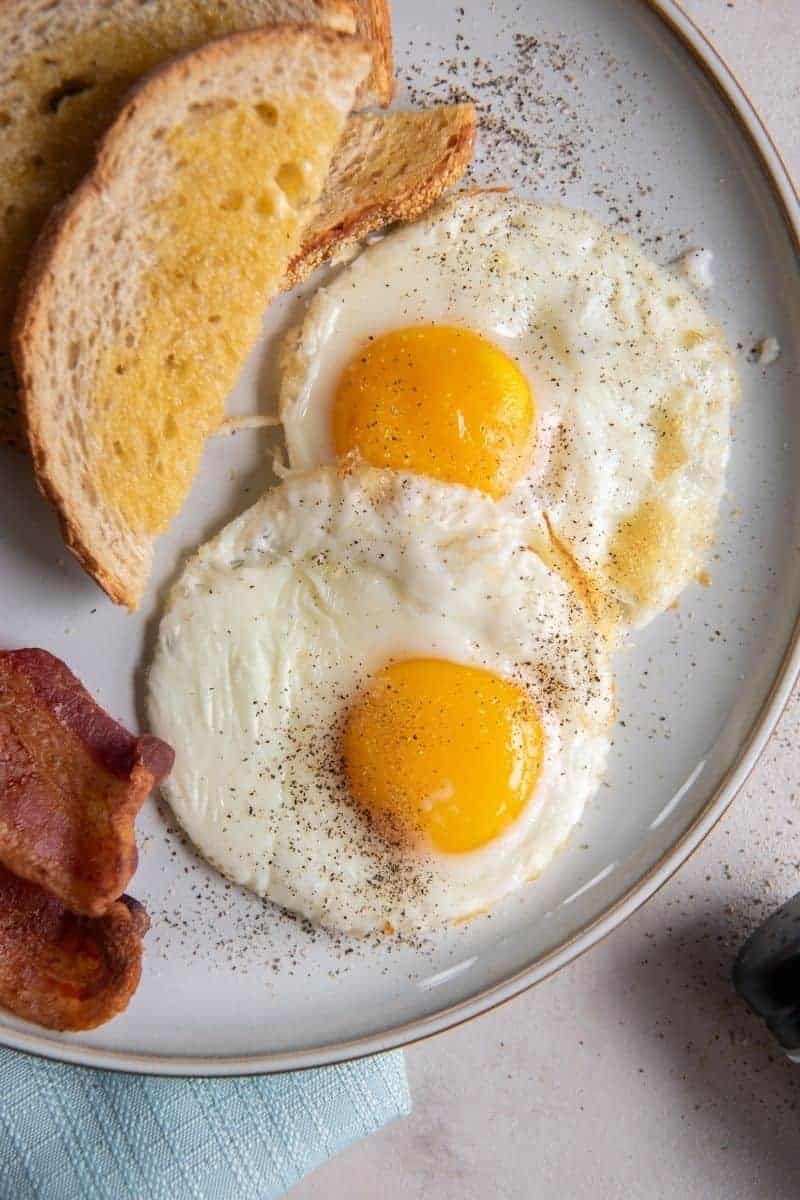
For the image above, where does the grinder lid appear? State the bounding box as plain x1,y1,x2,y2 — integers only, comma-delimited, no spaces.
733,892,800,1055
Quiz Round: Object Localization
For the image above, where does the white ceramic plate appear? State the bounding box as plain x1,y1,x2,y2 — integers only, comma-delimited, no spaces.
1,0,798,1075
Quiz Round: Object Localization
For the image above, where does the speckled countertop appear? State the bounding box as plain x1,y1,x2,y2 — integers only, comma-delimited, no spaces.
293,4,800,1197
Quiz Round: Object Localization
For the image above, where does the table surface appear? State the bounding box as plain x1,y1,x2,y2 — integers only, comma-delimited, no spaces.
292,3,800,1197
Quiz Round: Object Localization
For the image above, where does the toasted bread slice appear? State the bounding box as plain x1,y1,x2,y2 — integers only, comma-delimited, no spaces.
2,101,470,448
0,649,174,917
0,0,392,447
351,0,393,105
0,866,148,1031
287,104,476,285
13,27,370,608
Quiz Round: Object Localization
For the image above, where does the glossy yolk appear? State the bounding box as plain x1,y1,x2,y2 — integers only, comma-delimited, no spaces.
331,326,535,499
342,658,544,854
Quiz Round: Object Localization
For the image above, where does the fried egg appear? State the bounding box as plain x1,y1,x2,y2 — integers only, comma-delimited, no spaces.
279,194,737,627
147,464,614,935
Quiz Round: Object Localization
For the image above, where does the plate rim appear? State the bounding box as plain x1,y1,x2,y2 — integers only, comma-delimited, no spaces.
2,0,798,1077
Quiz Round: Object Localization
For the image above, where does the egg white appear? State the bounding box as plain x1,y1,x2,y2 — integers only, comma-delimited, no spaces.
147,464,614,935
279,194,737,627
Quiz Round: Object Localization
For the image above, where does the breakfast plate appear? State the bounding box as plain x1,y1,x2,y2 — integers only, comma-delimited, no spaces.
0,0,798,1074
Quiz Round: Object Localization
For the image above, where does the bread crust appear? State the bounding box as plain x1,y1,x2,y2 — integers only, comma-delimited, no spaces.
14,184,134,598
13,25,369,608
352,0,393,105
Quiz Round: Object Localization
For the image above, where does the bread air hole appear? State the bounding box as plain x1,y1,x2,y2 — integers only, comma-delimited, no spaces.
275,162,305,206
187,98,235,118
255,102,278,127
0,112,11,128
42,77,94,114
219,190,244,212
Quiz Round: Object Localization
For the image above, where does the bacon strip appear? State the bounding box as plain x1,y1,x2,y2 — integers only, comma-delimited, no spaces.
0,649,173,916
0,864,148,1031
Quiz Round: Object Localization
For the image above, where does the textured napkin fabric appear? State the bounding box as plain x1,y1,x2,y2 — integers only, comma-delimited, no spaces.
0,1046,410,1200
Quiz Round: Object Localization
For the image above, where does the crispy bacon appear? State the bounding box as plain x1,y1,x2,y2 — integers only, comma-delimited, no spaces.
0,649,173,916
0,864,148,1031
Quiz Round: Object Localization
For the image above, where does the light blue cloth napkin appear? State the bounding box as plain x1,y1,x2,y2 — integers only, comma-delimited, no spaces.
0,1046,410,1200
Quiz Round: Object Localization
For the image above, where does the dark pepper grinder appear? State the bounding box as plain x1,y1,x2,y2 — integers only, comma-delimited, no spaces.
733,894,800,1058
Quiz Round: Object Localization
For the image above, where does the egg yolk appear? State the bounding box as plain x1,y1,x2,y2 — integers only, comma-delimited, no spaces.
342,658,544,854
331,326,535,499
